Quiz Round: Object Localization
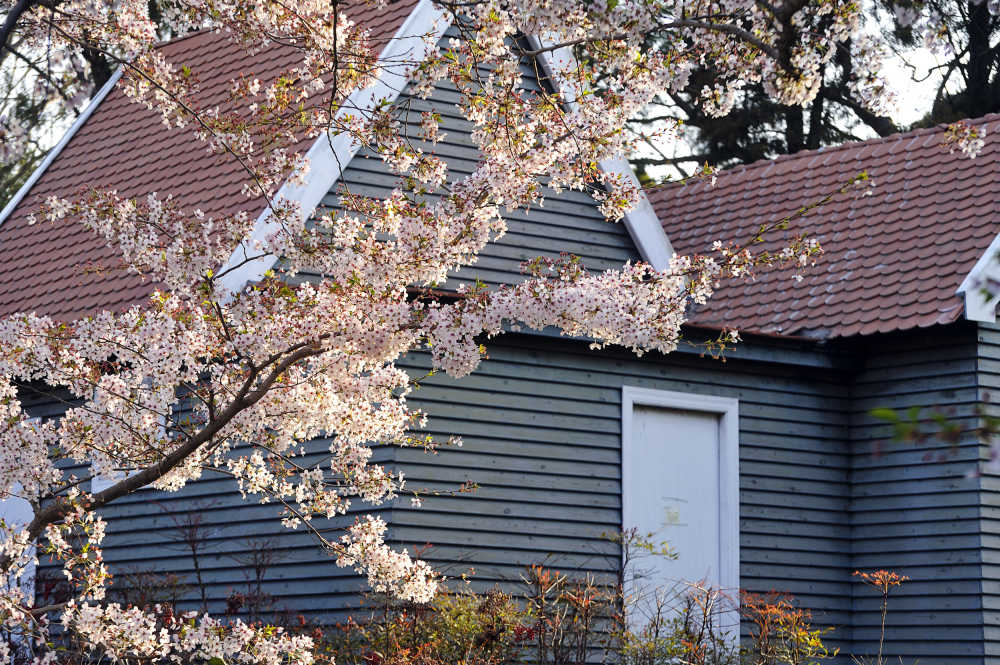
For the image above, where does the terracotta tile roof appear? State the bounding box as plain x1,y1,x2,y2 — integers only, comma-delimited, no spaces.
0,0,417,320
650,115,1000,339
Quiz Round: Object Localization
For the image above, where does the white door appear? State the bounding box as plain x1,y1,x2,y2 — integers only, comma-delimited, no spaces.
621,387,739,608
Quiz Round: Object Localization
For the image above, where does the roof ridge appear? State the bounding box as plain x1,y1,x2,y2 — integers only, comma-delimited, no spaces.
154,27,212,49
651,112,1000,193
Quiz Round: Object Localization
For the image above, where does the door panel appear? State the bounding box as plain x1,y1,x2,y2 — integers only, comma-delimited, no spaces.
624,405,723,596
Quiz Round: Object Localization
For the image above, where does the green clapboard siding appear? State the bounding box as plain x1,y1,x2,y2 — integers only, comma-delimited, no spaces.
849,322,985,665
392,332,854,655
26,321,996,662
980,321,1000,664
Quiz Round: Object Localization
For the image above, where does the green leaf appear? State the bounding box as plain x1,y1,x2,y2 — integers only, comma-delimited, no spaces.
869,407,899,423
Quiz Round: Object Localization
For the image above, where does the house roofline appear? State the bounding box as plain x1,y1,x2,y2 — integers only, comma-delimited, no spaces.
0,67,124,227
219,10,676,295
3,3,674,295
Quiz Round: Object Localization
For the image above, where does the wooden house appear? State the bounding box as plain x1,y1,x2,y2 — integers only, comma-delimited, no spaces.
3,2,1000,660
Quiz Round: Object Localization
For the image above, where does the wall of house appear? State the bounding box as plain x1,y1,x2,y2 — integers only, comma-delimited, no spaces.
393,332,856,654
847,322,986,664
301,25,856,649
27,321,997,664
978,321,1000,664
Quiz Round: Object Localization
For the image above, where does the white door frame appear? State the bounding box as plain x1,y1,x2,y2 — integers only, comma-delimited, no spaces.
620,386,740,595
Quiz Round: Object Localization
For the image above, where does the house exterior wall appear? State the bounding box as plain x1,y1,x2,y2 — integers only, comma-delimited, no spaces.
298,25,854,649
393,332,855,652
978,322,1000,663
849,322,986,664
27,322,996,661
26,331,856,651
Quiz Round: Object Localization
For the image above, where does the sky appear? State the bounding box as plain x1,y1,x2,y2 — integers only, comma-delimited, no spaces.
882,46,949,127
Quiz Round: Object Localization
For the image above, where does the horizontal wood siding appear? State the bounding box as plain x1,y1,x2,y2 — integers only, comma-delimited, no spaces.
393,333,853,653
849,322,985,663
980,322,1000,663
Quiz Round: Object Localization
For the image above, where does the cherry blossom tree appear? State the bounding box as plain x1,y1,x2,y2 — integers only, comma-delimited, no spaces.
0,0,943,662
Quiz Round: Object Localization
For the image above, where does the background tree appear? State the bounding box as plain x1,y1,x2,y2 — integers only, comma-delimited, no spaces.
0,0,175,205
631,1,1000,180
887,0,1000,125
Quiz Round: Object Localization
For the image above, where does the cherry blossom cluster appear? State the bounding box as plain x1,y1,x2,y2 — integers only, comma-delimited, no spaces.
944,119,989,159
64,602,315,665
336,516,436,603
421,238,822,378
42,491,110,600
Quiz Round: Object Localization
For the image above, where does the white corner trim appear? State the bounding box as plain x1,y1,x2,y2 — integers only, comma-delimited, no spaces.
620,386,740,597
525,36,674,271
0,67,124,227
958,232,1000,323
217,0,451,295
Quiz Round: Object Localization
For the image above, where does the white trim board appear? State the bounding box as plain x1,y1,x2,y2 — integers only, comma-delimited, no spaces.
0,68,124,227
598,156,674,269
620,386,740,602
958,232,1000,323
216,0,450,295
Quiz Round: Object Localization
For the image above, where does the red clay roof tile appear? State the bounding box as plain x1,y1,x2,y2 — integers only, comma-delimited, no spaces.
650,115,1000,339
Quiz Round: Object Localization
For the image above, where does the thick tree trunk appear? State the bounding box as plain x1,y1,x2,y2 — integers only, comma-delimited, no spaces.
784,105,805,153
966,2,992,115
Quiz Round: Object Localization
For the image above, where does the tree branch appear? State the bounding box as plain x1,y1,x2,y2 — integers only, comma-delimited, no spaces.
0,0,42,57
20,342,324,546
